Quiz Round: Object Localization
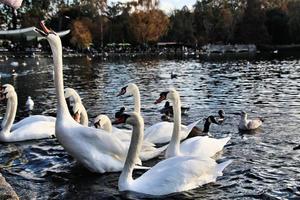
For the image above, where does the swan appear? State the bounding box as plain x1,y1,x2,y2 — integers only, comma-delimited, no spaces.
155,89,231,159
94,114,168,161
0,0,23,9
0,84,56,132
0,84,55,142
64,88,89,126
117,83,200,144
26,96,34,111
115,112,232,196
238,111,263,130
35,21,145,173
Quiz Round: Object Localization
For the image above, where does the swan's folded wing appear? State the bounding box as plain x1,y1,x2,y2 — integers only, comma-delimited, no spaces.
11,115,56,131
75,126,128,160
144,122,174,144
247,119,262,130
132,156,229,195
180,136,230,158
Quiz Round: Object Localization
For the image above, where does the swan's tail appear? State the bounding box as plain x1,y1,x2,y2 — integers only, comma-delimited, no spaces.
186,119,201,134
140,144,169,161
134,165,151,170
216,160,232,176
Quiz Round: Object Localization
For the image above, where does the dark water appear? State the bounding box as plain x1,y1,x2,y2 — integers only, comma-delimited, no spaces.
0,55,300,199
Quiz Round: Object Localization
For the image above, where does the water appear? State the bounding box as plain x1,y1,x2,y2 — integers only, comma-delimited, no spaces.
0,55,300,199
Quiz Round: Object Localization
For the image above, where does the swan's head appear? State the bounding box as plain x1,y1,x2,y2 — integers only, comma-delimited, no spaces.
94,114,110,129
155,89,179,104
0,84,15,100
113,112,143,126
240,111,247,118
35,21,61,51
72,102,82,115
64,88,77,99
28,96,32,99
117,83,138,97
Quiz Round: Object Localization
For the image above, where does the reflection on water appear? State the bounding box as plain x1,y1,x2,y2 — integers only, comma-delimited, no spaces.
1,56,300,199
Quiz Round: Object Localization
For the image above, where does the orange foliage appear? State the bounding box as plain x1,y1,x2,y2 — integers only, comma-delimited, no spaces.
70,18,92,49
130,9,169,43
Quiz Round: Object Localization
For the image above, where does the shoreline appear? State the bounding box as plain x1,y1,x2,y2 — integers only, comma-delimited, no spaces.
0,173,19,200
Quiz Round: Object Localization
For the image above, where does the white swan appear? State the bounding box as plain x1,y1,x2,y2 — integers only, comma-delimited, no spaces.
115,112,232,196
26,96,34,111
155,89,231,159
0,84,55,142
238,111,262,130
35,21,145,173
117,83,200,144
94,114,168,161
64,88,89,126
0,84,56,132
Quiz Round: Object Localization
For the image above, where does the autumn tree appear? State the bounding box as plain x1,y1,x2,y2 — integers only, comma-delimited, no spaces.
129,9,169,44
70,18,92,49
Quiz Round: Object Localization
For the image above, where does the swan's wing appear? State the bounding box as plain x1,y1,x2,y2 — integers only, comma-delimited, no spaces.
180,136,230,158
247,119,262,130
144,122,175,144
139,144,168,161
75,125,127,160
11,115,56,131
9,121,55,142
130,156,232,196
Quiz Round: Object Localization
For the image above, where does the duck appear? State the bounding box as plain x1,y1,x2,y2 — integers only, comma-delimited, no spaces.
159,101,190,116
217,109,225,124
117,83,200,144
114,112,232,196
94,114,168,161
170,72,178,79
115,106,125,118
238,111,263,131
155,89,231,159
0,84,56,132
0,84,55,142
186,116,219,138
26,96,34,111
34,21,146,173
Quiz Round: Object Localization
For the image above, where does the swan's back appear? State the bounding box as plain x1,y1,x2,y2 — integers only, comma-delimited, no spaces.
126,156,231,196
11,115,56,131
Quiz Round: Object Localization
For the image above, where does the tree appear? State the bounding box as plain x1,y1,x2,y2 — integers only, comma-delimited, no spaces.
287,1,300,43
70,18,92,49
129,9,169,44
166,6,195,44
234,0,270,44
265,8,290,44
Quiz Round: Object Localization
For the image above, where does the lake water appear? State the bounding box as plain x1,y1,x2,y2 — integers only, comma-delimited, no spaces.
0,55,300,199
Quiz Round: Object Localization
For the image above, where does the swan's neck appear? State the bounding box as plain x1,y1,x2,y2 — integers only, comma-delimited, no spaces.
165,96,181,158
103,119,112,133
1,97,11,128
80,106,89,126
119,118,144,189
1,92,17,133
132,88,141,114
50,40,71,120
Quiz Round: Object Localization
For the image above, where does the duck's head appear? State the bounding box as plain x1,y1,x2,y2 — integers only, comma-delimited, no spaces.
117,83,138,97
94,114,110,129
35,21,61,52
218,109,225,118
115,106,125,118
0,84,15,100
155,89,179,104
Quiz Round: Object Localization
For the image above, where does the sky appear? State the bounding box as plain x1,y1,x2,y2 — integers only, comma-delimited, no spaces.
108,0,197,13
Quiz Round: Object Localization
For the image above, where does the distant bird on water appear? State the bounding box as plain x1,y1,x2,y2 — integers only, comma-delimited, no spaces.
171,72,178,79
238,111,263,131
26,96,34,111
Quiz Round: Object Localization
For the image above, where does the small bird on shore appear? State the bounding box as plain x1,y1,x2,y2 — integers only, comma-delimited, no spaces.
26,96,34,111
